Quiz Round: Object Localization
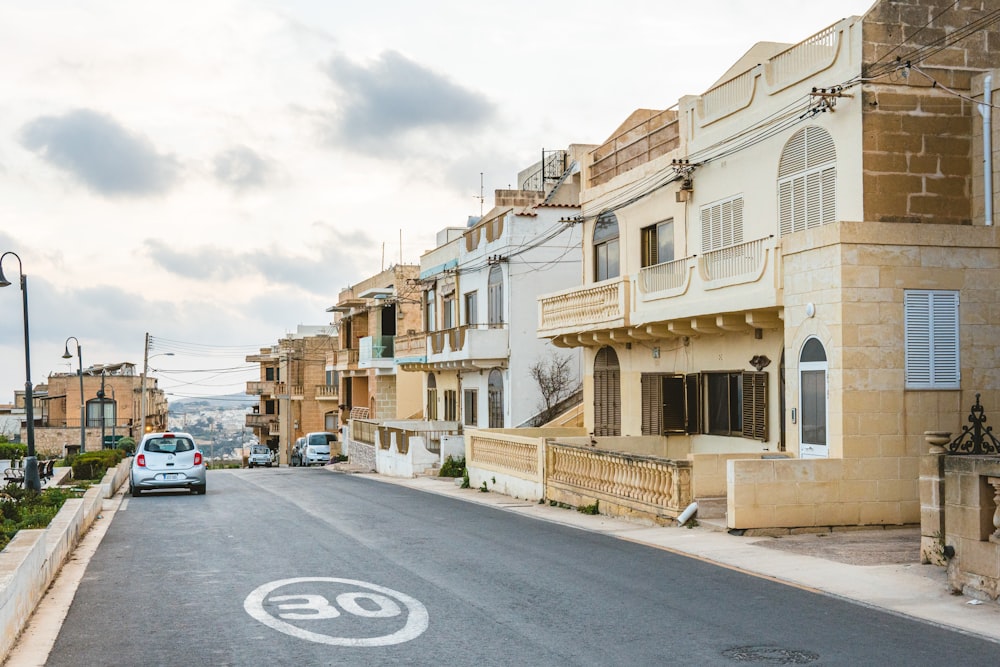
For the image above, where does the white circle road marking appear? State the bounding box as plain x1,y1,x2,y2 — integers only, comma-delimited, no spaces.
244,577,429,647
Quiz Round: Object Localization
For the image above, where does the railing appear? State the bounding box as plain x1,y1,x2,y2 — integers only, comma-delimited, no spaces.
589,111,679,188
314,385,339,399
700,68,755,122
946,394,1000,455
766,22,840,90
351,418,378,445
538,277,629,332
267,422,280,436
521,150,567,191
377,425,460,454
545,443,693,518
468,432,542,479
699,236,770,283
638,256,691,294
338,349,360,367
290,384,304,397
245,414,276,428
394,331,427,358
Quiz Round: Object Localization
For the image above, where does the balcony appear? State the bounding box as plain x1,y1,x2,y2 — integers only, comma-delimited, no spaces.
314,385,339,401
246,380,279,396
538,237,782,347
334,348,360,371
425,324,509,370
359,335,395,369
245,413,277,428
394,331,427,363
537,276,630,342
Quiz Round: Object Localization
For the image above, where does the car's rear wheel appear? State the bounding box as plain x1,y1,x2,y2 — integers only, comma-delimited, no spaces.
192,484,206,495
130,484,142,497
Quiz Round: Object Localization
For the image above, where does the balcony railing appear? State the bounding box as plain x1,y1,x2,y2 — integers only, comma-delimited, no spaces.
698,236,772,286
314,385,339,400
246,380,279,396
394,331,427,359
766,21,841,90
638,256,693,296
351,418,378,445
546,442,693,519
245,413,276,428
359,335,395,368
538,276,629,336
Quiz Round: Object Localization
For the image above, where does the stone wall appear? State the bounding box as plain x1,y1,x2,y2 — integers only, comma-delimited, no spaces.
943,455,1000,601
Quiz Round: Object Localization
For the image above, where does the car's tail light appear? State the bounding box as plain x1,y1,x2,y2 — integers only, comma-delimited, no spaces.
194,451,203,466
137,454,146,467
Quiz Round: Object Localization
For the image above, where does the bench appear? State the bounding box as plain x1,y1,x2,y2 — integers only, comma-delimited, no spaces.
3,467,25,484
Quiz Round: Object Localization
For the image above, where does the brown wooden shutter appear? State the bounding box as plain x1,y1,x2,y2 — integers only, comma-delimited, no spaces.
594,347,621,436
741,371,768,441
641,374,661,435
663,375,686,433
685,373,701,434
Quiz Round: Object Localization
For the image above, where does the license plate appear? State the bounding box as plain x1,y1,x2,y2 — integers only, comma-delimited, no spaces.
162,473,178,480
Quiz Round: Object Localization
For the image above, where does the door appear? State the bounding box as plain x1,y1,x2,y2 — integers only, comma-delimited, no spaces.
799,338,828,459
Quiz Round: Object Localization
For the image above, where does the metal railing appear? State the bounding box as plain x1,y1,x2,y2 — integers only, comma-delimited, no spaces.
699,236,770,282
946,394,1000,455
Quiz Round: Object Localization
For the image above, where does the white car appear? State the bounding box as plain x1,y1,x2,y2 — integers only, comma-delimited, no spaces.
301,432,336,466
130,431,206,496
247,445,274,468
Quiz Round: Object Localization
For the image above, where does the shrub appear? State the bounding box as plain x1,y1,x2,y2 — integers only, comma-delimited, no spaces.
116,437,136,455
0,486,75,551
439,455,466,478
0,442,27,462
71,449,124,481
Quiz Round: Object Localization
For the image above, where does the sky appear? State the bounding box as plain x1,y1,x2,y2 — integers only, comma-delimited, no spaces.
0,0,876,403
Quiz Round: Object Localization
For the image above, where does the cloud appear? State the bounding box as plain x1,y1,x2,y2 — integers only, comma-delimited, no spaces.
322,50,495,153
18,109,180,197
141,223,373,295
212,145,274,191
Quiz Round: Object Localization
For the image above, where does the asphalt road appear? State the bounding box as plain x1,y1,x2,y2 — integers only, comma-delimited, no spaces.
44,467,1000,666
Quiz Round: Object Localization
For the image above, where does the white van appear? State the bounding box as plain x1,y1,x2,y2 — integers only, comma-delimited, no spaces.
301,432,336,466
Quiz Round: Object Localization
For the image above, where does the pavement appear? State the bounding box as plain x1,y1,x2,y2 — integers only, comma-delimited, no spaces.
349,469,1000,646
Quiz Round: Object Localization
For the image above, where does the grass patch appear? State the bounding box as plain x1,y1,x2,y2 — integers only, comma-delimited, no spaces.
0,485,82,552
577,500,600,515
439,455,466,478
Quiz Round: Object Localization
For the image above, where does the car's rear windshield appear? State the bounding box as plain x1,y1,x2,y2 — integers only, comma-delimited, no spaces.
145,437,194,453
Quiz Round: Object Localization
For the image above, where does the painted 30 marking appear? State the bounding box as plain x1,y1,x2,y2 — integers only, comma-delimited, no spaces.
244,577,428,646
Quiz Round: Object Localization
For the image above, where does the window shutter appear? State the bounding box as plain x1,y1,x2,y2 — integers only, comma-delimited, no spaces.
779,180,793,237
641,374,662,435
777,126,836,237
905,290,960,389
820,166,836,224
663,376,686,433
741,372,768,441
685,373,702,434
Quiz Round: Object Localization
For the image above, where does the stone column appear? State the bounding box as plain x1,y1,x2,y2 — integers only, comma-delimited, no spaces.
920,432,950,564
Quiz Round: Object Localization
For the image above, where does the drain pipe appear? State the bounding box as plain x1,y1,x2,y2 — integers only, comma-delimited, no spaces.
979,74,993,226
676,501,698,526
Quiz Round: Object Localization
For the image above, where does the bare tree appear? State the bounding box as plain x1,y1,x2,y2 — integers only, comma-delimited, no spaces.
529,352,576,425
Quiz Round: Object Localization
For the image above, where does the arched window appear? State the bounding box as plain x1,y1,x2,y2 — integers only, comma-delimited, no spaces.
593,347,621,436
778,126,836,237
487,265,503,328
593,211,620,281
799,337,828,459
426,373,438,420
488,369,504,428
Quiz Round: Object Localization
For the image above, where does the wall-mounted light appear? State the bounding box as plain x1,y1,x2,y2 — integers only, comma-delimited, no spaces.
652,347,660,359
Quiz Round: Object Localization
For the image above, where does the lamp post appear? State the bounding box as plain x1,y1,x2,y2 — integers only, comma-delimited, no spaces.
0,251,40,491
62,337,86,454
98,369,107,449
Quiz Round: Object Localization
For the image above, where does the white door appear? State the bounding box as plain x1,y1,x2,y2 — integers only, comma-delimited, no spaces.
799,338,828,459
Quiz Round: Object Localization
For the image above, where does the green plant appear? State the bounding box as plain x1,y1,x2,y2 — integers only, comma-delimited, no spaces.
115,437,136,455
461,471,470,488
439,455,466,478
0,486,78,551
71,449,124,481
685,519,699,529
0,442,27,461
577,500,599,515
479,480,489,493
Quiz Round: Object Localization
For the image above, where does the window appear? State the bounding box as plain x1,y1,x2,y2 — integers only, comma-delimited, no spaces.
444,389,457,421
905,290,960,389
800,338,828,457
641,373,693,434
426,373,438,420
641,219,674,268
464,291,478,326
645,371,766,440
265,367,275,381
593,212,620,281
778,126,836,237
463,389,478,426
443,296,455,329
706,372,743,436
488,369,504,428
325,369,338,386
488,265,503,327
425,288,436,332
86,398,116,429
700,196,744,252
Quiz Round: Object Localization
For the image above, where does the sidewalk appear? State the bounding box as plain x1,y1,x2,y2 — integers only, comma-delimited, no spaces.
352,470,1000,645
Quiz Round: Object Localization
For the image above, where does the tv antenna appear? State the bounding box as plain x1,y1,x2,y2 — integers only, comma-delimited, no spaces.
474,172,484,217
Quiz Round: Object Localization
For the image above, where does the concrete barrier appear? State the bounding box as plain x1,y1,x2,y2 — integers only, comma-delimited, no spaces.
0,459,129,658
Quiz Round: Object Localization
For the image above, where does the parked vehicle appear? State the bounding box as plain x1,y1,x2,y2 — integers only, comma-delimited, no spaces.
130,431,207,496
248,445,274,468
301,431,336,466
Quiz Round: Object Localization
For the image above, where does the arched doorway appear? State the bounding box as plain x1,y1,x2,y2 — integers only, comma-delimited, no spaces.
593,347,621,436
799,337,828,458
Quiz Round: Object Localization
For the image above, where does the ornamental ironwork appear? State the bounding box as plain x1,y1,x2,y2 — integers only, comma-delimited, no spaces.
947,394,1000,455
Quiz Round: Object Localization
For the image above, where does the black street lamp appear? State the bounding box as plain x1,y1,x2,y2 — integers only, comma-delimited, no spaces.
62,336,86,454
0,251,41,491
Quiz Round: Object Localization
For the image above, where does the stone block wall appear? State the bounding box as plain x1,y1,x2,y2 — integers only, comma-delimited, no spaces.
862,0,1000,226
943,455,1000,601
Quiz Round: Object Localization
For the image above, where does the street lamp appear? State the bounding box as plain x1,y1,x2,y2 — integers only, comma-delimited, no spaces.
62,337,86,454
0,251,40,491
